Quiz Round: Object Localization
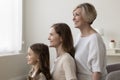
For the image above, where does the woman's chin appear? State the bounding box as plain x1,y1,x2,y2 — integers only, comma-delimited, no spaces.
49,44,54,47
75,26,79,28
74,24,79,28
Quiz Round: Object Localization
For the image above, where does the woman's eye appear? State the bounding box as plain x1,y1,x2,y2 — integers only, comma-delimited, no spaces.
76,13,80,16
73,13,80,17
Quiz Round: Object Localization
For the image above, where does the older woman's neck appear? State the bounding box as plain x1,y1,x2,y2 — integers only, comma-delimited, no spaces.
80,25,96,37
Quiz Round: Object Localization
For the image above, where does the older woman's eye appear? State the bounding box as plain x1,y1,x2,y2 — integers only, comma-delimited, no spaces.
73,13,80,17
76,13,81,16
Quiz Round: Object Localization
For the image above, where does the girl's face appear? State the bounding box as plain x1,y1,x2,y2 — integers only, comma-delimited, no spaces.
73,8,86,28
48,27,62,48
26,48,39,65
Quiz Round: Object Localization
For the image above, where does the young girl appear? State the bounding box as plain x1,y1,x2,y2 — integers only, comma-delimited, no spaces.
26,43,51,80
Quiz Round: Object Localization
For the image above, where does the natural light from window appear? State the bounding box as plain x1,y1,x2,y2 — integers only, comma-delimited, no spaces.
0,0,22,54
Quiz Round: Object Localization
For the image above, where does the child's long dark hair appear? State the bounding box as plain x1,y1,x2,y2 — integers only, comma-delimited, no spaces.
30,43,51,80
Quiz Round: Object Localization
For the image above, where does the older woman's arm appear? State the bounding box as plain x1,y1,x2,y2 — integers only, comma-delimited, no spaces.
92,72,101,80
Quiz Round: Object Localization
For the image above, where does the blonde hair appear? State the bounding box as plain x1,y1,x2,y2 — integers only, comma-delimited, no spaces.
74,3,97,24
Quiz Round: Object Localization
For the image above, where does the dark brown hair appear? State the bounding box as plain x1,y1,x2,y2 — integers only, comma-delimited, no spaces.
30,43,51,80
51,23,75,58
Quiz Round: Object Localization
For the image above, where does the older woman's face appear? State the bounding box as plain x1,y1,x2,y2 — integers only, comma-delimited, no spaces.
73,8,85,28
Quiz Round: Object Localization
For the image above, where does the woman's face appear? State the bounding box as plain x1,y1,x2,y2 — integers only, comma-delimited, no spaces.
48,27,62,48
26,48,39,65
73,8,85,28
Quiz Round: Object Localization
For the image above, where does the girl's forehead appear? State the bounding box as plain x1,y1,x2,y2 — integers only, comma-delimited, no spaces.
27,47,34,54
27,47,31,52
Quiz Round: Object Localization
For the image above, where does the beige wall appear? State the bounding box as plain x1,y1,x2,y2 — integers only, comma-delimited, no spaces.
0,53,29,80
107,56,120,64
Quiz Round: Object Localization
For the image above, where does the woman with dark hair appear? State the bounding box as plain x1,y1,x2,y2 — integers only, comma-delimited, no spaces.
26,43,51,80
48,23,77,80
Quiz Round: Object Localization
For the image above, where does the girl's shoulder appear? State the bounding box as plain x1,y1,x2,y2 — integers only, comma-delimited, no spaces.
37,72,47,80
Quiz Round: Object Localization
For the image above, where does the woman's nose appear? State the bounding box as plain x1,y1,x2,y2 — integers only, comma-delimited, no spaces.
48,36,50,40
73,16,75,21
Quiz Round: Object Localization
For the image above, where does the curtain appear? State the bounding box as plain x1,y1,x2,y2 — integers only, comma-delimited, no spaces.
0,0,22,53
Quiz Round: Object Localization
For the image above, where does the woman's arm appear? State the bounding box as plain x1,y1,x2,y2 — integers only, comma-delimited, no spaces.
92,72,101,80
63,55,77,80
88,34,106,80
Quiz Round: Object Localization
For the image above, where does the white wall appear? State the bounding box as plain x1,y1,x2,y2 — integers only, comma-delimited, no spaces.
23,0,79,66
23,0,120,65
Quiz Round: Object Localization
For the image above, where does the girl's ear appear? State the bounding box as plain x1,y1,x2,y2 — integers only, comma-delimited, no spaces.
37,58,39,62
36,55,39,62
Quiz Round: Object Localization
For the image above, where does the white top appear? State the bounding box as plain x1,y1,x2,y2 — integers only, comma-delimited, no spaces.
74,33,107,80
51,53,77,80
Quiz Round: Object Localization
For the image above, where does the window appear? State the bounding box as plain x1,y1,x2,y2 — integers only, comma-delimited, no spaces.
0,0,22,54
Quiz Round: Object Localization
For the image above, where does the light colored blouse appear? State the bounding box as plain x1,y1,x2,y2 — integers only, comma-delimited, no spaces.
27,68,46,80
74,33,107,80
51,53,77,80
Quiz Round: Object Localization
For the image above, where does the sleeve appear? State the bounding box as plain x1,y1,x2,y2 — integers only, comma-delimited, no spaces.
87,35,106,73
62,55,77,80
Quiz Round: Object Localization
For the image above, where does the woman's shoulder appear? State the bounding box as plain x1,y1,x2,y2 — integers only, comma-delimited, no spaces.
89,33,103,41
89,33,100,38
89,33,105,48
61,53,74,61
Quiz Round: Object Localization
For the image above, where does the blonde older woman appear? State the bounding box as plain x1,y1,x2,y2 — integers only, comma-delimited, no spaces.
73,3,107,80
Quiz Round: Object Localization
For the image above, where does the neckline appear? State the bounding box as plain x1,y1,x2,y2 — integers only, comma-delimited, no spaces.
80,33,97,38
55,53,68,61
